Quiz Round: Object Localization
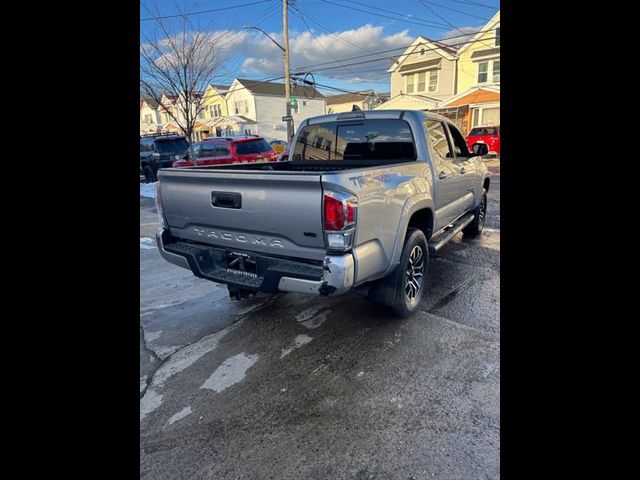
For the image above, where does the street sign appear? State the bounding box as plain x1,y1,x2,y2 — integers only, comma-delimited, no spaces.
282,115,293,122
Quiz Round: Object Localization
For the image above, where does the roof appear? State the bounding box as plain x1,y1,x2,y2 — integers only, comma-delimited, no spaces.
140,98,159,109
325,90,374,105
234,78,325,99
439,84,500,108
208,84,229,91
387,36,457,73
398,58,441,73
457,10,500,55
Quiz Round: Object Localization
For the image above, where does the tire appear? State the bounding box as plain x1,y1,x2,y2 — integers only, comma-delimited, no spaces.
142,165,156,183
370,228,429,318
463,188,487,237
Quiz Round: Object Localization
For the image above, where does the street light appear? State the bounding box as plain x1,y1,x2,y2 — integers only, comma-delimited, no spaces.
243,26,285,52
244,13,294,143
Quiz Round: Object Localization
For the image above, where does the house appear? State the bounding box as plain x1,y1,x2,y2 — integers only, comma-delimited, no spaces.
455,10,500,93
140,99,161,134
379,36,459,110
325,90,389,113
157,94,179,132
197,84,230,138
429,10,500,134
223,78,325,141
435,84,500,135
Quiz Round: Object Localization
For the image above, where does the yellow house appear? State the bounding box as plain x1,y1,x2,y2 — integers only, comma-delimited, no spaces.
198,84,230,138
456,10,500,93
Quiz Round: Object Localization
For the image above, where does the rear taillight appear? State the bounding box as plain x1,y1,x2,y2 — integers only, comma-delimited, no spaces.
155,183,167,228
323,191,357,252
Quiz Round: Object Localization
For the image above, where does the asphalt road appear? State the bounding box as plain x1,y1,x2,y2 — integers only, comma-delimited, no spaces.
140,172,500,479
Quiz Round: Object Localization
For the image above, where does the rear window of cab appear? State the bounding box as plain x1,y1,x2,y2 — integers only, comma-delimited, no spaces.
292,119,416,162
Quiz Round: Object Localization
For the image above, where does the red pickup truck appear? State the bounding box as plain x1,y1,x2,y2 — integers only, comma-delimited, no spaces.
172,136,278,167
466,126,500,156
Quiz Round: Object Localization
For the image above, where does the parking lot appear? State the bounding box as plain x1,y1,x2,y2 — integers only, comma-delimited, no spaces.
140,172,500,479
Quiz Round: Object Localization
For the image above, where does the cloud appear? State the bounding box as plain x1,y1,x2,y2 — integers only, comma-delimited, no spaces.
144,24,415,85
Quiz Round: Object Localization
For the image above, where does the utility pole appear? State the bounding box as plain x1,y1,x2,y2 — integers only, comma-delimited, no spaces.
282,0,294,143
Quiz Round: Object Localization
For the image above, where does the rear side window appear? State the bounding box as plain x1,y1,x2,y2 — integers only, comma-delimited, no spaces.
425,120,453,160
292,119,416,161
468,127,498,136
199,142,229,158
235,139,273,154
155,138,189,153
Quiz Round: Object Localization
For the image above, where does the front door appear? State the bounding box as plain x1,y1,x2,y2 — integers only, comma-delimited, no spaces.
425,120,463,230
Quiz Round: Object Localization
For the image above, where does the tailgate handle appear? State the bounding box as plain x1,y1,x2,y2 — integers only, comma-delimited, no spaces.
211,191,242,209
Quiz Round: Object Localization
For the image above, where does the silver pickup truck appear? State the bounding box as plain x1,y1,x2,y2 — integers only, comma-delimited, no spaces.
155,110,490,316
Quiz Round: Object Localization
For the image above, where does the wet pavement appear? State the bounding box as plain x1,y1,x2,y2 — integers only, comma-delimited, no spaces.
140,173,500,479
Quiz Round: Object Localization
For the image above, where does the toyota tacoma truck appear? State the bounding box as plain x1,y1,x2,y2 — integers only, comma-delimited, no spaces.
155,110,490,317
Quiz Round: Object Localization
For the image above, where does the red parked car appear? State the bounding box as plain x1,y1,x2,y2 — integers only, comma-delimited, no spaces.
466,126,500,156
172,135,277,167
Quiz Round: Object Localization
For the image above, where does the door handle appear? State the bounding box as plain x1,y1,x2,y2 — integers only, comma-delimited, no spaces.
438,171,448,179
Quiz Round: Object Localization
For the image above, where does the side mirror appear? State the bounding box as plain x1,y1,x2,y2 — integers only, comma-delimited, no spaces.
472,143,489,156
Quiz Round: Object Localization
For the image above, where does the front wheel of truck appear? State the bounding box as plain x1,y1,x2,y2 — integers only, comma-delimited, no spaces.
463,188,487,237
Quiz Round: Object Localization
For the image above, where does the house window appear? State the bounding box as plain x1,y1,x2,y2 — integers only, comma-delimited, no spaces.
144,114,152,124
244,128,252,135
428,70,438,92
406,74,415,94
234,100,248,115
417,72,426,92
405,70,438,94
495,27,500,46
492,60,500,82
478,62,489,83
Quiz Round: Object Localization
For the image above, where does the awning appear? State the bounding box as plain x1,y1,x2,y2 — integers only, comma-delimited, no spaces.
398,58,441,73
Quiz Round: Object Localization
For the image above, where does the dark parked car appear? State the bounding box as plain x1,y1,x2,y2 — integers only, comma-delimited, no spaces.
172,135,277,167
140,133,190,182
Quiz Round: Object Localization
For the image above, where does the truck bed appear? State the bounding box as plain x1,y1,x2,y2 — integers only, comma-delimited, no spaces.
165,159,412,174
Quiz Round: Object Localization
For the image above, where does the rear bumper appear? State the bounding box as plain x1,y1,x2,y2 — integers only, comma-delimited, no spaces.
156,228,354,296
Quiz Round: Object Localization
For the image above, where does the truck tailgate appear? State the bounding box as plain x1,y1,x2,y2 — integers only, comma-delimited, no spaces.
159,170,326,261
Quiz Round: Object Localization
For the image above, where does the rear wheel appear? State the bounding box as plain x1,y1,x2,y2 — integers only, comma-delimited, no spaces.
367,228,429,317
142,165,156,183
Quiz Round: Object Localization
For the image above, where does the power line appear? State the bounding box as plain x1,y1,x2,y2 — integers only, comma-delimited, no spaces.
421,0,492,21
291,5,367,79
318,0,457,30
140,0,274,22
441,0,498,9
294,27,498,73
418,0,494,50
292,3,370,53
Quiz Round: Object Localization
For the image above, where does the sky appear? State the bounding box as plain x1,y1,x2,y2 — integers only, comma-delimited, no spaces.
140,0,499,95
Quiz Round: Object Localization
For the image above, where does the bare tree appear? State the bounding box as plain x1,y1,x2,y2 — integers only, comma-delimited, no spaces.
140,15,224,147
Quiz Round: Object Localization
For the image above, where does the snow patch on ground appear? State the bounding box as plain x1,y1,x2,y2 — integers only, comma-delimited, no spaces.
144,330,162,342
140,182,158,198
140,326,234,420
140,237,156,250
168,406,192,425
140,376,148,393
296,306,331,329
140,389,163,421
280,334,313,359
201,352,258,393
